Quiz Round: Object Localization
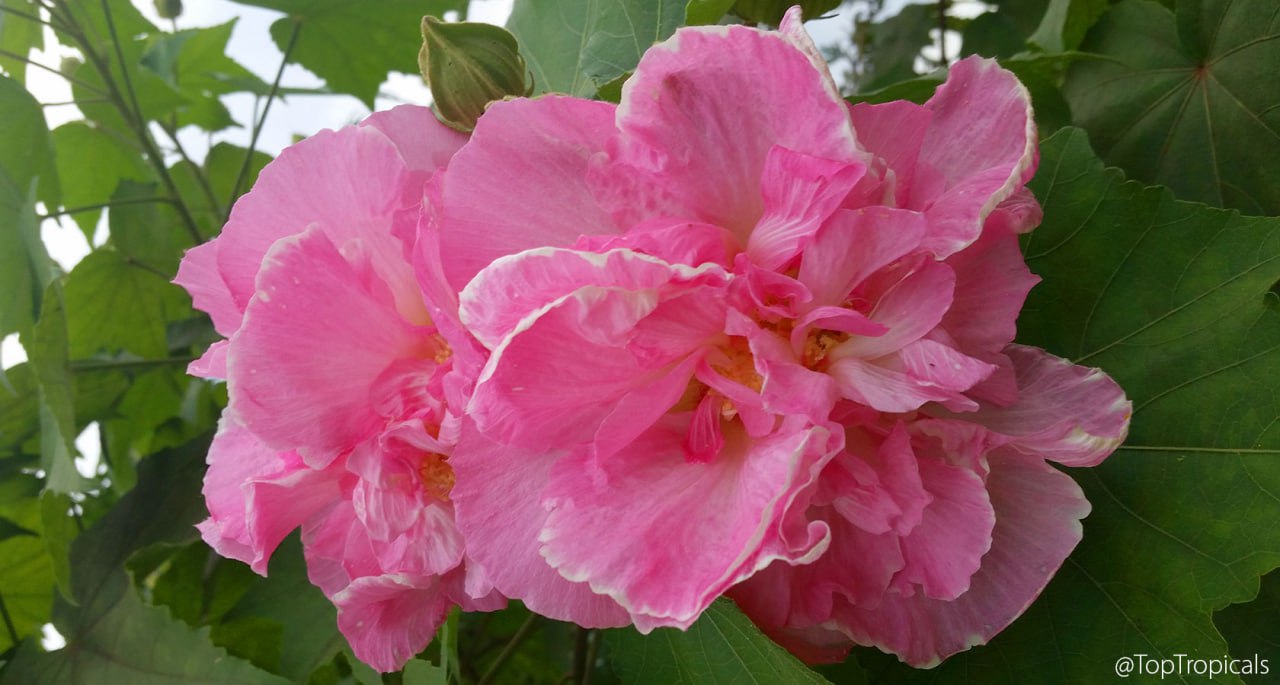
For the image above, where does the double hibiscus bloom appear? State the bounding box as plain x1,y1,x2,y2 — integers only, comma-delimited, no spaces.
176,9,1130,673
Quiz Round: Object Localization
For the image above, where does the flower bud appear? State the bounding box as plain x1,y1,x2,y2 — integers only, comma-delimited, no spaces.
153,0,182,20
418,15,530,132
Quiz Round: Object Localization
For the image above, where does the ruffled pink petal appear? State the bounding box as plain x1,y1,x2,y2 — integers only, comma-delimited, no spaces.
798,207,928,310
438,96,621,291
600,21,862,237
460,247,726,351
449,428,631,627
834,451,1090,667
821,424,929,537
197,419,344,575
187,339,228,379
359,104,468,173
574,218,738,268
538,417,835,630
216,124,427,326
887,456,993,601
333,573,457,673
746,146,865,269
174,240,240,336
837,260,956,359
228,227,438,468
301,500,382,597
466,252,729,452
941,225,1039,357
911,57,1037,257
932,345,1131,467
845,100,932,207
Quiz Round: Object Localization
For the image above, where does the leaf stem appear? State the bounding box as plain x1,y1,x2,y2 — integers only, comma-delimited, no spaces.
0,48,107,94
66,0,203,245
571,627,590,685
69,356,195,372
478,613,538,685
226,19,300,219
936,0,948,65
160,121,223,218
38,195,175,219
0,590,19,648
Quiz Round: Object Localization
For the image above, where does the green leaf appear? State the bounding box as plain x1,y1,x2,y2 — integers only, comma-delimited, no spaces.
605,599,835,684
225,0,467,107
51,121,153,241
0,74,58,207
858,3,935,92
729,0,841,26
39,491,77,602
1215,570,1280,668
63,249,189,359
29,282,86,495
0,516,35,543
0,168,44,339
1063,0,1280,215
861,127,1280,682
218,534,348,682
0,470,54,653
0,0,46,84
0,363,129,457
1027,0,1107,52
507,0,685,98
419,17,528,131
685,0,735,26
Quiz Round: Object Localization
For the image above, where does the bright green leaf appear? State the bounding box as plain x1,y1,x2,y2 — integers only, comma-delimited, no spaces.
859,127,1280,683
0,516,35,542
51,121,153,240
0,74,58,207
29,282,86,495
0,0,46,84
402,659,447,685
685,0,735,26
63,249,189,359
508,0,685,97
225,0,467,107
0,169,44,339
1028,0,1107,52
606,599,836,684
0,470,53,653
1064,0,1280,214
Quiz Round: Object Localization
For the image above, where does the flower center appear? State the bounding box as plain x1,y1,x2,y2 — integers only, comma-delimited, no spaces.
803,329,849,369
418,452,455,502
429,333,452,365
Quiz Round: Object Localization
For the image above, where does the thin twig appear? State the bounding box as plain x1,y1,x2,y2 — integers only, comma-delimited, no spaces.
92,0,202,245
39,195,175,219
582,630,599,685
936,0,948,65
571,628,590,685
0,591,19,648
0,48,107,94
69,356,195,372
160,121,223,217
478,613,538,685
41,97,110,107
226,19,300,219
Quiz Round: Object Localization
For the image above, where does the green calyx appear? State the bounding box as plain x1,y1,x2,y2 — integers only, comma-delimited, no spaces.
418,15,531,132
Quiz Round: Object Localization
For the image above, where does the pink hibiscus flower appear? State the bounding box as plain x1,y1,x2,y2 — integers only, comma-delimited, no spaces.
441,7,1130,667
175,105,502,672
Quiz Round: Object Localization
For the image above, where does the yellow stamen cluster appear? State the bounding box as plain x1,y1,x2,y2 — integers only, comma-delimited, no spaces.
419,453,455,502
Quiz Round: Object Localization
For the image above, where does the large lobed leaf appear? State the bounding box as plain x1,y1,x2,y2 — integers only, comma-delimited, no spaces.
507,0,685,98
226,0,467,107
1064,0,1280,215
860,127,1280,682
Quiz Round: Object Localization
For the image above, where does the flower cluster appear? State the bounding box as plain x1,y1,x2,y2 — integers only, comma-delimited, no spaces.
177,8,1129,673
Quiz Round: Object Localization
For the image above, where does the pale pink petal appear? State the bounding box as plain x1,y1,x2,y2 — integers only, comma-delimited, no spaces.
466,254,728,452
216,124,427,326
746,146,865,269
301,500,382,597
334,573,456,673
459,247,725,351
821,424,929,537
600,22,862,236
845,100,932,207
228,227,439,467
174,240,239,336
834,451,1090,667
837,260,956,359
359,104,467,173
574,218,738,268
912,57,1037,257
887,456,993,601
449,428,631,627
941,225,1039,356
931,345,1131,467
187,340,228,379
898,338,999,409
797,207,927,310
438,96,621,290
197,419,344,575
538,417,835,629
